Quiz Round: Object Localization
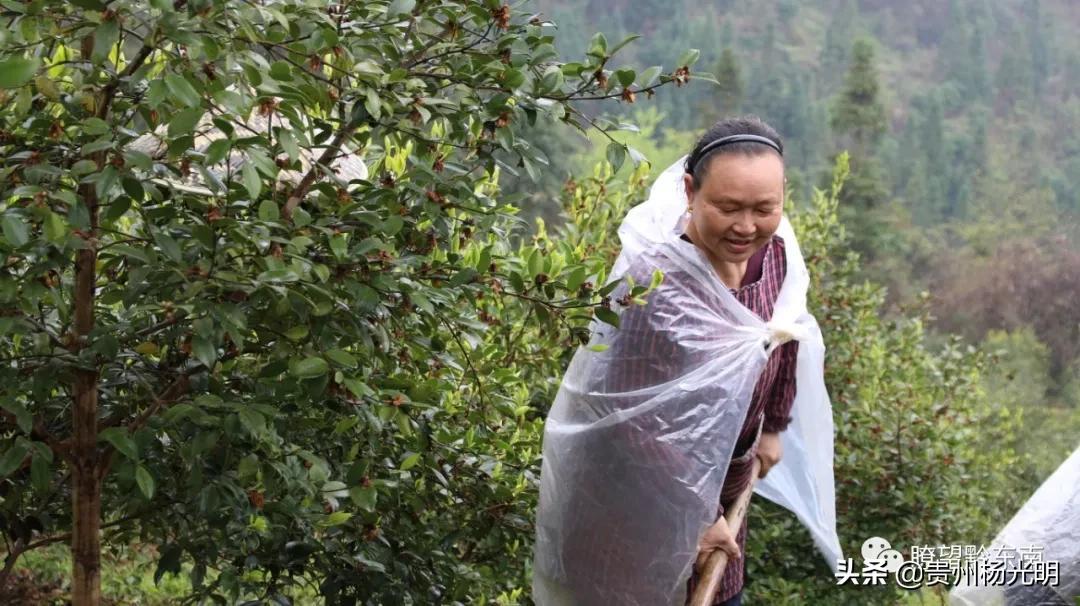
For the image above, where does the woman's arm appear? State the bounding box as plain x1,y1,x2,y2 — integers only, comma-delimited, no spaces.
762,340,798,433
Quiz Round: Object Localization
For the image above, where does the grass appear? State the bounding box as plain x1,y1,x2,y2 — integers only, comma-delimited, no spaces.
10,543,326,605
12,543,192,605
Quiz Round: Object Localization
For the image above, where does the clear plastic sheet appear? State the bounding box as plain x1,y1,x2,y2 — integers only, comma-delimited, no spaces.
533,159,841,605
949,446,1080,606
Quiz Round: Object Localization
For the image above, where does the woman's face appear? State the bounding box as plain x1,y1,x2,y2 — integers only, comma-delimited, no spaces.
683,152,784,264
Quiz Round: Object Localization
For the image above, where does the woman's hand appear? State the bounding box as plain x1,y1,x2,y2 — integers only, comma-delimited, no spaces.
756,431,783,478
695,516,740,573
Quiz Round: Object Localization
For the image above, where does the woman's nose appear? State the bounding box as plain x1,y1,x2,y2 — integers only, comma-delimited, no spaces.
732,212,755,235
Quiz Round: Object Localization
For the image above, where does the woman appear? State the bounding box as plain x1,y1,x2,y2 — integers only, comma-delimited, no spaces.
679,118,797,606
533,116,836,606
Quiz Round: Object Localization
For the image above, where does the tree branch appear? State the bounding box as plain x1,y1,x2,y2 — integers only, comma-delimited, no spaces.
281,120,360,222
0,409,72,463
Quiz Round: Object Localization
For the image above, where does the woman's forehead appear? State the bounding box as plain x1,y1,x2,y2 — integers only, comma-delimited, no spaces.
698,154,785,199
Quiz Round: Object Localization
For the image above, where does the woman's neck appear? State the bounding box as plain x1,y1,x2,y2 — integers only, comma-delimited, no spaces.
710,257,748,291
681,230,747,290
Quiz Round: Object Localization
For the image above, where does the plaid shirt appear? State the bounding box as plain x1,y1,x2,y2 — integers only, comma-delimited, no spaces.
684,233,798,604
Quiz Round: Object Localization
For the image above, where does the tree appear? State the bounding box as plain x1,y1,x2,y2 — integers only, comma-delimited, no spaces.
699,47,743,125
0,1,697,603
830,38,887,158
827,37,889,259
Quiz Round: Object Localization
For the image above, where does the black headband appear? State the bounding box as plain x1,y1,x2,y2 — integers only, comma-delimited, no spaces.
687,134,783,174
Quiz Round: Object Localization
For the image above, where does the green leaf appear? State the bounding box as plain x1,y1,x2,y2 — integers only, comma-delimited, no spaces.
99,427,139,461
606,142,626,172
43,211,67,244
364,88,382,119
238,408,266,436
0,58,39,89
269,61,292,81
408,291,433,314
154,544,182,585
292,206,311,228
678,48,701,67
614,68,636,88
68,201,91,230
350,486,377,512
386,0,415,16
164,73,201,108
92,19,119,63
502,69,525,89
639,65,662,87
1,214,29,247
609,34,641,56
238,454,260,479
448,268,477,287
242,162,261,199
0,441,30,477
68,0,107,9
121,177,145,201
135,465,155,498
152,230,183,262
0,401,33,434
565,266,587,292
204,138,231,165
94,166,119,200
587,32,608,58
82,117,111,136
400,452,421,471
525,248,541,279
595,307,620,328
650,269,665,290
192,334,217,368
30,452,50,491
321,511,352,526
285,325,308,341
123,150,153,170
278,130,299,162
289,356,329,378
258,200,280,222
329,233,347,259
168,107,204,138
325,349,358,369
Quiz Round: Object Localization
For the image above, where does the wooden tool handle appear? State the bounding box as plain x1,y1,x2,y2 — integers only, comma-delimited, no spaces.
689,456,762,606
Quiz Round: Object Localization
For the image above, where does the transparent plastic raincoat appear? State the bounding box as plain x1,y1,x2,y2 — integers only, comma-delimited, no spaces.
950,445,1080,606
533,158,842,605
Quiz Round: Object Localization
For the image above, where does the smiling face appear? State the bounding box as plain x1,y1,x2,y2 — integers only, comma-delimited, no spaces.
683,152,784,266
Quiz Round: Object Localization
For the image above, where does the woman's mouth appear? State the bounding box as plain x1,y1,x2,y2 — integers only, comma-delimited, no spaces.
724,238,753,254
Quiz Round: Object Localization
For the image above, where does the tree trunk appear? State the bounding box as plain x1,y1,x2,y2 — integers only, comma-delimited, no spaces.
71,182,101,605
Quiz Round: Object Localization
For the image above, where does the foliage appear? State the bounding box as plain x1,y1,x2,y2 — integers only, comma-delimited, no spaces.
0,1,702,603
980,328,1053,409
569,107,696,182
930,232,1080,384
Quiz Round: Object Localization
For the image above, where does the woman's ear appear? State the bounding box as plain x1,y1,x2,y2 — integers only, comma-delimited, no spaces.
682,173,695,208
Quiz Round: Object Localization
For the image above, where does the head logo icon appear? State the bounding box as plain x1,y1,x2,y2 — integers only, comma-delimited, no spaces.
861,536,891,562
877,549,905,573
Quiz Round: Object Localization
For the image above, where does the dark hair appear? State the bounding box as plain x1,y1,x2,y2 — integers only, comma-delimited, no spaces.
685,115,784,188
